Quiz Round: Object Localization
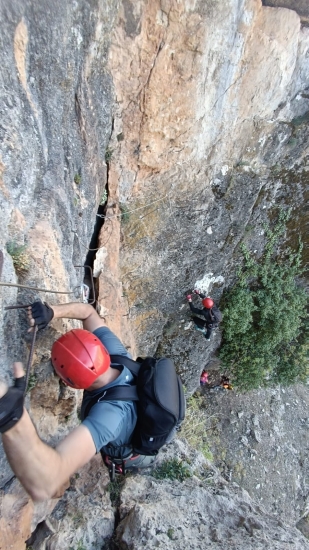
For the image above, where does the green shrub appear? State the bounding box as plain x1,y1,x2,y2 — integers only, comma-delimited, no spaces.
152,458,191,482
219,209,308,390
6,241,30,275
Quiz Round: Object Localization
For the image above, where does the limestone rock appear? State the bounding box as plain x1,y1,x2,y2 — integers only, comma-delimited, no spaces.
29,455,115,550
0,0,309,547
116,441,309,550
0,478,56,550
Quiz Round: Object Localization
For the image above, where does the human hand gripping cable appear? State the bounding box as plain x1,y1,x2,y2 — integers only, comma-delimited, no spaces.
28,301,54,331
0,301,47,433
0,363,26,433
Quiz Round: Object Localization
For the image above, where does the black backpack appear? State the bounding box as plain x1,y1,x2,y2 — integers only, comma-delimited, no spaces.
210,306,222,325
84,355,186,457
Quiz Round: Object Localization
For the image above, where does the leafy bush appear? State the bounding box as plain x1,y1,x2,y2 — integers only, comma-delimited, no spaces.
6,241,30,275
219,209,308,390
152,458,191,482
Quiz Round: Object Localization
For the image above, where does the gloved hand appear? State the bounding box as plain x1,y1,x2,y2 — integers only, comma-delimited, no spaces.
186,295,192,302
30,301,54,330
0,364,25,433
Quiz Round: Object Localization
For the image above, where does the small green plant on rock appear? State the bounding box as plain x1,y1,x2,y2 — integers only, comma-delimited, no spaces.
6,241,30,276
73,195,80,207
100,189,108,205
68,540,87,550
107,477,124,507
181,393,213,461
219,209,308,391
119,203,130,223
105,148,113,162
74,173,81,184
152,458,191,482
27,373,37,393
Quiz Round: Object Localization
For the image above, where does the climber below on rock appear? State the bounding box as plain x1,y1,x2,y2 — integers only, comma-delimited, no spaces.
0,301,158,502
186,290,222,342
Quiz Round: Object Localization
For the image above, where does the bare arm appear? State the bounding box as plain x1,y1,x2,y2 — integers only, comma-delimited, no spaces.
1,363,96,502
29,302,105,333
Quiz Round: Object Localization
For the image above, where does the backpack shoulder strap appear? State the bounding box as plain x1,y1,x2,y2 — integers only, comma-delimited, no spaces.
83,385,139,419
109,354,141,376
98,385,139,401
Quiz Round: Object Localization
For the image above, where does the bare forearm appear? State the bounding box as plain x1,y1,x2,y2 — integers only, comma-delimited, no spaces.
3,409,65,501
51,303,105,332
2,409,96,502
52,303,95,321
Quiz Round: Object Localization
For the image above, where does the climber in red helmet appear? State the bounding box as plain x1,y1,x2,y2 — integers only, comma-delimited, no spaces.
186,290,222,342
0,301,155,502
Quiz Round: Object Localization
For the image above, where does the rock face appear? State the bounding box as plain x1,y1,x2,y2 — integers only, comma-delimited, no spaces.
5,439,309,550
118,471,309,549
0,0,121,546
108,0,309,383
0,0,309,548
263,0,309,24
201,383,309,523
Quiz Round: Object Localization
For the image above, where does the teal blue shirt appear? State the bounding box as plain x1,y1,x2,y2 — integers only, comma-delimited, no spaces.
80,327,137,458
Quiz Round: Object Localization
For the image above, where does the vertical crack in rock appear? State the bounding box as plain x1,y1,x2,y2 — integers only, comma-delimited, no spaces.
83,116,113,304
137,33,166,168
84,195,109,306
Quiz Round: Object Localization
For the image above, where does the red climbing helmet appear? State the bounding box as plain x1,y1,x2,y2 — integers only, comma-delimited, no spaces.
202,297,214,309
51,329,111,389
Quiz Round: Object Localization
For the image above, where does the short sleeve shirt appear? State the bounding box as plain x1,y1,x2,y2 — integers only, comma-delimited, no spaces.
81,327,137,457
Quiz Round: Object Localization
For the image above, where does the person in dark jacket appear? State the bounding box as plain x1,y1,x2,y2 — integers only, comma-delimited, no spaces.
186,290,221,342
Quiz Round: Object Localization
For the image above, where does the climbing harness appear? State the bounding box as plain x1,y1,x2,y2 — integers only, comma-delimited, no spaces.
102,454,127,481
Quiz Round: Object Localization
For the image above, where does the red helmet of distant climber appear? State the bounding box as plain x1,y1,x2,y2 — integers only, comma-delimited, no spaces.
51,329,111,389
202,297,214,309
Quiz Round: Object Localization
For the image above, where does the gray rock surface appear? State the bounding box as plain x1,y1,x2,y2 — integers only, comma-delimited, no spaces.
115,440,309,550
0,0,116,487
202,382,309,523
263,0,309,22
0,0,309,548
